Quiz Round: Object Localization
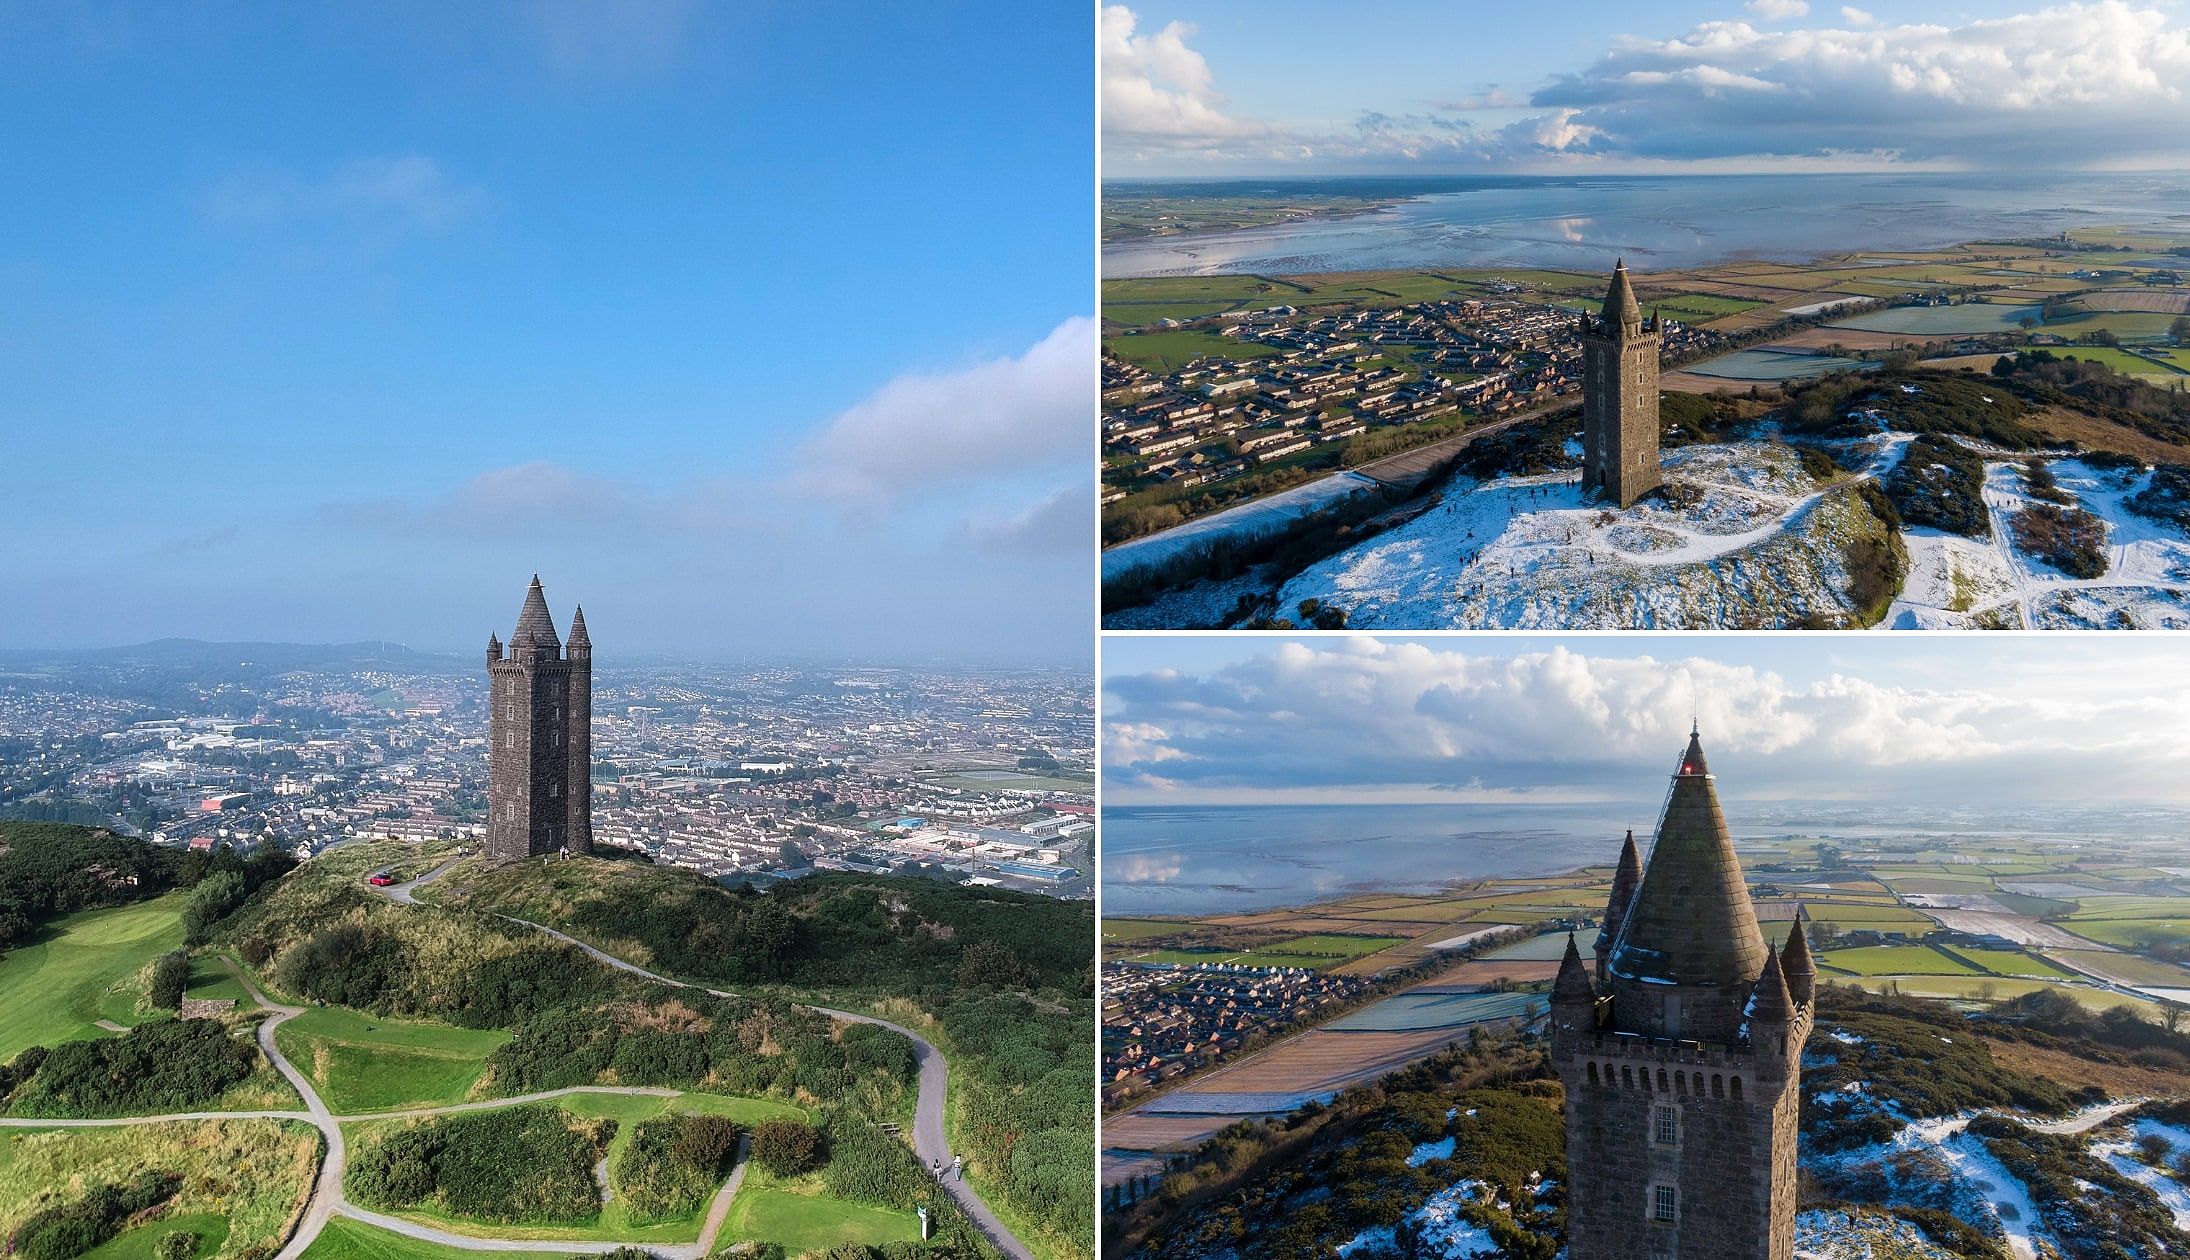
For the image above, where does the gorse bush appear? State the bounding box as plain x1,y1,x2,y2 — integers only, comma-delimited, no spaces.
348,1104,611,1225
7,1019,256,1117
1885,433,1990,537
615,1114,741,1223
181,871,248,946
750,1118,825,1177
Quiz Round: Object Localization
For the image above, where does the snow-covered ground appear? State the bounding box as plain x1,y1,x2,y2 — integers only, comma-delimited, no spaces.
1795,1209,1959,1260
1333,1179,1500,1259
1101,471,1381,583
1889,456,2190,628
1275,442,1892,628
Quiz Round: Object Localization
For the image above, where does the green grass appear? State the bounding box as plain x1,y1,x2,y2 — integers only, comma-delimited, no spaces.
184,955,253,1006
1101,918,1197,943
2040,346,2189,378
1103,328,1279,373
0,895,184,1061
75,1214,230,1260
1940,947,2077,979
2055,919,2190,950
1269,933,1405,958
1818,945,1981,977
1832,975,2163,1018
721,1177,920,1254
300,1217,567,1260
275,1006,509,1114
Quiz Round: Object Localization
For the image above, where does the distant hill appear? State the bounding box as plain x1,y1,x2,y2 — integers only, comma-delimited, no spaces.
0,638,470,675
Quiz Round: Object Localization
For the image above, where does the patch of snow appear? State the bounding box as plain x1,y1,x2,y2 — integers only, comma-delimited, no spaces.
1408,1136,1458,1167
1336,1224,1395,1257
1829,1029,1867,1045
1408,1182,1499,1258
2094,1139,2190,1230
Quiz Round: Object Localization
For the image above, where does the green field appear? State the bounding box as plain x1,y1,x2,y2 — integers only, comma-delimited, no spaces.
300,1217,565,1260
720,1178,920,1254
2038,346,2190,378
276,1006,509,1113
0,895,184,1061
1102,919,1197,943
1105,329,1280,373
2053,918,2190,949
1269,934,1404,958
1940,947,2076,979
1832,974,2162,1017
73,1213,230,1260
1650,294,1768,325
1129,947,1348,971
1817,945,1980,977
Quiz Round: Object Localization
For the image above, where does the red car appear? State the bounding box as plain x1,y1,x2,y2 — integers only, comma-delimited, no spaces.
367,869,396,887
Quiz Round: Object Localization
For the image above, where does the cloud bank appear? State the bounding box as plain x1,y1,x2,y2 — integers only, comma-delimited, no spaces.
1103,639,2190,804
1103,1,2190,171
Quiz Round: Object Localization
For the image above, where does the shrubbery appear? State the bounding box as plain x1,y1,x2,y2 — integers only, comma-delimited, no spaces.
486,997,912,1115
1884,433,1990,537
2009,503,2108,578
5,1018,257,1116
2125,462,2190,531
152,1229,197,1260
180,870,248,946
7,1171,179,1260
1969,1115,2181,1259
615,1114,741,1223
750,1118,826,1176
1455,416,1576,480
348,1104,612,1225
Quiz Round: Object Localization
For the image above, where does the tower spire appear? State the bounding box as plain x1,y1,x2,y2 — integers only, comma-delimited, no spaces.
1594,829,1643,980
1603,259,1644,336
511,575,561,651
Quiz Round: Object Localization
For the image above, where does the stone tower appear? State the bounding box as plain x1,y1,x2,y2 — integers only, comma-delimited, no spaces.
1551,728,1810,1260
1578,260,1663,507
485,576,593,861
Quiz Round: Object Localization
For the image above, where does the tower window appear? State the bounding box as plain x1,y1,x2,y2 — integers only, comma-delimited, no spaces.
1654,1106,1677,1145
1653,1185,1677,1223
550,781,560,798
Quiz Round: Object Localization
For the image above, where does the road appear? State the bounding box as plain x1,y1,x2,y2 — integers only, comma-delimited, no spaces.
4,858,1035,1260
383,857,1037,1260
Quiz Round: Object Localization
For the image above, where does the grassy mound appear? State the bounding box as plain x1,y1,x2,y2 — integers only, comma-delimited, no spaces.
346,1103,614,1227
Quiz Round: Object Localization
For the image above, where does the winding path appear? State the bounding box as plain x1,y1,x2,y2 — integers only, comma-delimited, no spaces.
4,856,1037,1260
383,859,1034,1260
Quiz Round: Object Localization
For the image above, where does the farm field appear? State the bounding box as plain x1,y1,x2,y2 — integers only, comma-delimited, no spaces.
1105,328,1281,373
1832,973,2163,1017
0,895,184,1062
1103,918,1198,943
1817,945,1979,976
274,1006,509,1113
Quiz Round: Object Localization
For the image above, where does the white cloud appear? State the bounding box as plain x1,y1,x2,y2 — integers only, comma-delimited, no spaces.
1103,639,2190,802
1747,0,1810,19
1101,5,1267,146
1840,6,1876,25
794,317,1092,503
959,484,1090,556
203,155,489,231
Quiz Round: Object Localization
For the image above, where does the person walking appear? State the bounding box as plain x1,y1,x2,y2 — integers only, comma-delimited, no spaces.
953,1153,965,1181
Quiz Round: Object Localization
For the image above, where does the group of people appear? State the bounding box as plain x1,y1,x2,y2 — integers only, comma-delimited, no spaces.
932,1153,965,1181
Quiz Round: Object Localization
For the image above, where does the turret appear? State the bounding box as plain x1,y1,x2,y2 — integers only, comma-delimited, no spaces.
1594,829,1642,982
1779,917,1816,1008
487,632,502,663
1552,933,1597,1041
1750,941,1791,1028
567,605,591,661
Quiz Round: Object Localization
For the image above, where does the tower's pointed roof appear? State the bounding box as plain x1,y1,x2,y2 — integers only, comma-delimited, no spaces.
1554,933,1595,1004
1608,729,1768,988
511,575,561,649
1603,259,1644,332
567,605,590,647
1750,942,1792,1025
1596,829,1644,952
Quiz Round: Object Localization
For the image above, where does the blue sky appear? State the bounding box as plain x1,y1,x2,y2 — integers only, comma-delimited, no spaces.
1102,634,2190,804
1,2,1092,663
1104,0,2190,174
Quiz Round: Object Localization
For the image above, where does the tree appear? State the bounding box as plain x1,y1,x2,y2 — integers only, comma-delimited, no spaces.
147,951,190,1009
2172,315,2190,344
958,940,1032,990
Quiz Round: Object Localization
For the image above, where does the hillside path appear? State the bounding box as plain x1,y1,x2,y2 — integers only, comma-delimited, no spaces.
379,857,1036,1260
